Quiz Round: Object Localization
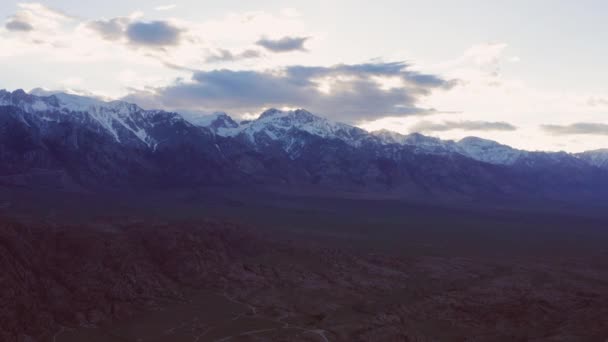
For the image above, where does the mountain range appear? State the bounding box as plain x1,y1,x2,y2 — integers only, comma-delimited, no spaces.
1,89,607,204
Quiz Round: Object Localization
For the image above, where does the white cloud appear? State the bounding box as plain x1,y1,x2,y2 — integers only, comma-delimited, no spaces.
155,4,177,11
60,77,83,87
280,8,301,18
362,42,608,152
0,5,314,90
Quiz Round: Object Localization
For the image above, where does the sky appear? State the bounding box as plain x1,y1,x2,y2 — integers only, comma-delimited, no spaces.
1,0,607,152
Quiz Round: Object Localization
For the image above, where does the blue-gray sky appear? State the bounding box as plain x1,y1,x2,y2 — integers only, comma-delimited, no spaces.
1,0,607,151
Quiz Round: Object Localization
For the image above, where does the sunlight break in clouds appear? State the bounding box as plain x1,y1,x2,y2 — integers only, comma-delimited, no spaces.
124,62,455,123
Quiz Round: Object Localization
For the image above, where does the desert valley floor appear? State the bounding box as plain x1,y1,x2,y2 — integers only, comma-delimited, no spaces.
2,187,608,341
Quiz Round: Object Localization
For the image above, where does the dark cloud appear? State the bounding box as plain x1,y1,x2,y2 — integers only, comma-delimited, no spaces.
256,36,309,52
205,49,262,63
124,61,456,123
541,123,608,136
5,18,33,32
88,18,182,47
411,120,517,133
87,17,129,40
126,21,182,47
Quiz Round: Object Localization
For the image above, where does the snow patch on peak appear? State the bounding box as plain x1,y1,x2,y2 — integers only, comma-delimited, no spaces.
372,129,528,164
457,136,525,165
246,108,366,143
372,130,459,155
459,136,502,147
52,92,105,112
403,133,446,147
1,90,167,148
195,108,370,155
258,108,287,120
189,112,240,137
371,129,408,145
189,112,235,127
577,149,608,169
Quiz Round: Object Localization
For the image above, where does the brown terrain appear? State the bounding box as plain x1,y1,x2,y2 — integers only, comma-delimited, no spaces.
1,189,608,341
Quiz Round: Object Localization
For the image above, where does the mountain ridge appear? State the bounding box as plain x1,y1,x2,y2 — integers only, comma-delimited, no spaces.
3,88,605,161
187,104,606,168
1,89,607,204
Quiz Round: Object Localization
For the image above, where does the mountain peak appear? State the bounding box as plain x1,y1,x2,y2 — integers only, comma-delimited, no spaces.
258,108,316,121
457,136,524,165
293,108,313,116
577,149,608,169
372,129,408,145
7,89,35,103
459,136,503,146
12,89,27,96
189,112,239,132
259,108,285,119
0,89,190,148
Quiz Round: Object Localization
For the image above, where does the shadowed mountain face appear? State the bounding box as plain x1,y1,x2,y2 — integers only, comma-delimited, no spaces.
1,89,608,204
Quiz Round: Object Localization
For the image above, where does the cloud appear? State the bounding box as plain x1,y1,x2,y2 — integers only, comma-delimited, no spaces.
87,17,130,41
3,3,71,34
87,18,183,47
410,120,517,133
124,61,454,122
1,5,310,72
464,42,508,66
281,8,301,18
205,49,262,63
126,21,182,47
256,36,309,52
541,123,608,136
5,18,33,32
155,4,177,11
587,97,608,107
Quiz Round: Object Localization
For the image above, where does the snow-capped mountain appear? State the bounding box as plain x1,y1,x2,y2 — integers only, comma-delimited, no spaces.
372,130,468,156
0,89,231,187
196,108,368,142
373,129,451,149
577,149,608,170
190,108,371,158
456,137,526,165
194,109,470,159
190,110,563,167
187,112,239,135
1,89,607,202
4,89,606,170
0,89,189,149
190,107,608,169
